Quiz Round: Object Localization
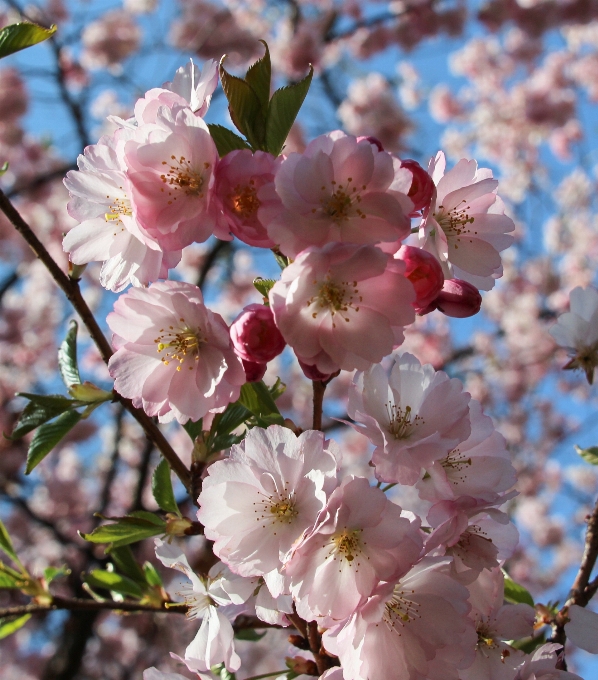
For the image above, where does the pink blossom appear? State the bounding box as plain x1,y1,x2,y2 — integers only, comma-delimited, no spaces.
298,359,335,382
324,557,475,680
132,59,218,125
286,476,423,622
416,400,517,504
124,106,219,250
400,159,436,215
213,150,279,247
258,132,414,258
63,133,181,292
461,568,535,680
107,280,245,423
394,244,445,311
434,278,482,318
0,68,28,122
154,540,241,673
565,604,598,653
347,352,471,485
420,151,515,291
81,10,141,72
514,643,583,680
230,304,285,364
197,425,339,577
269,243,415,374
549,285,598,384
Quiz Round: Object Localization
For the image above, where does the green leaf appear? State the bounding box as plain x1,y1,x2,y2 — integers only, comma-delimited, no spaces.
151,459,180,515
273,251,289,270
265,67,313,156
85,569,145,599
43,565,70,585
143,561,163,588
510,634,546,653
234,628,267,641
0,519,20,567
58,320,81,388
502,570,534,607
106,546,146,585
183,418,203,441
81,516,166,548
207,124,251,157
245,41,271,112
268,377,286,401
25,409,82,474
239,382,284,427
219,57,264,148
17,392,75,408
0,614,31,640
128,510,167,526
0,567,20,589
0,22,56,59
575,445,598,465
211,664,236,680
0,161,8,175
253,278,276,299
9,398,74,440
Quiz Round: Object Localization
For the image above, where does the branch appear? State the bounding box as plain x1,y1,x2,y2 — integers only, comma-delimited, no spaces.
0,188,192,493
312,380,326,431
0,596,188,618
552,495,598,646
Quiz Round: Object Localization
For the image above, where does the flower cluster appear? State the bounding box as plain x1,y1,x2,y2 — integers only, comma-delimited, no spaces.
58,57,567,680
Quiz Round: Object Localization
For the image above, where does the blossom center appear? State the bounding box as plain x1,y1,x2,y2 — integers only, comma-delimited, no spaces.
565,344,598,384
179,583,214,620
386,403,424,440
254,488,299,526
441,447,472,483
384,585,421,631
269,498,297,519
307,278,362,327
434,199,477,249
229,182,260,218
154,319,204,371
331,529,362,563
319,178,366,223
104,195,132,224
160,155,206,199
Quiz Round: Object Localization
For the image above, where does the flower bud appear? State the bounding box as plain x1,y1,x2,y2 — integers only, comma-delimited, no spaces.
242,359,267,383
285,656,318,676
357,135,384,152
394,245,444,310
230,303,286,364
400,159,435,215
298,358,332,382
435,279,482,318
165,515,193,537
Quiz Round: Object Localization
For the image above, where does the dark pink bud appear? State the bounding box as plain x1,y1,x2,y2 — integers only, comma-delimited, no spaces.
242,359,267,383
400,159,435,215
395,245,444,310
356,135,384,152
298,359,332,382
230,303,286,364
435,279,482,318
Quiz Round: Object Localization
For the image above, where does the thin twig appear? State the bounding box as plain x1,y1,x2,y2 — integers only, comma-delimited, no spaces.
0,188,191,492
312,380,326,431
0,596,188,618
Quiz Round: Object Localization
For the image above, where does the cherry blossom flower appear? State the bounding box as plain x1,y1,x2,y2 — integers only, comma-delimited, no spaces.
420,151,515,291
433,278,482,318
81,10,141,72
107,280,245,423
258,131,414,257
269,243,415,374
197,425,340,577
154,539,241,673
460,568,535,680
230,304,286,364
212,149,279,247
564,604,598,653
393,244,445,311
416,400,517,504
63,132,181,292
425,499,519,583
124,106,219,250
400,159,435,215
514,643,583,680
286,476,423,622
347,352,471,484
324,557,475,680
549,285,598,384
